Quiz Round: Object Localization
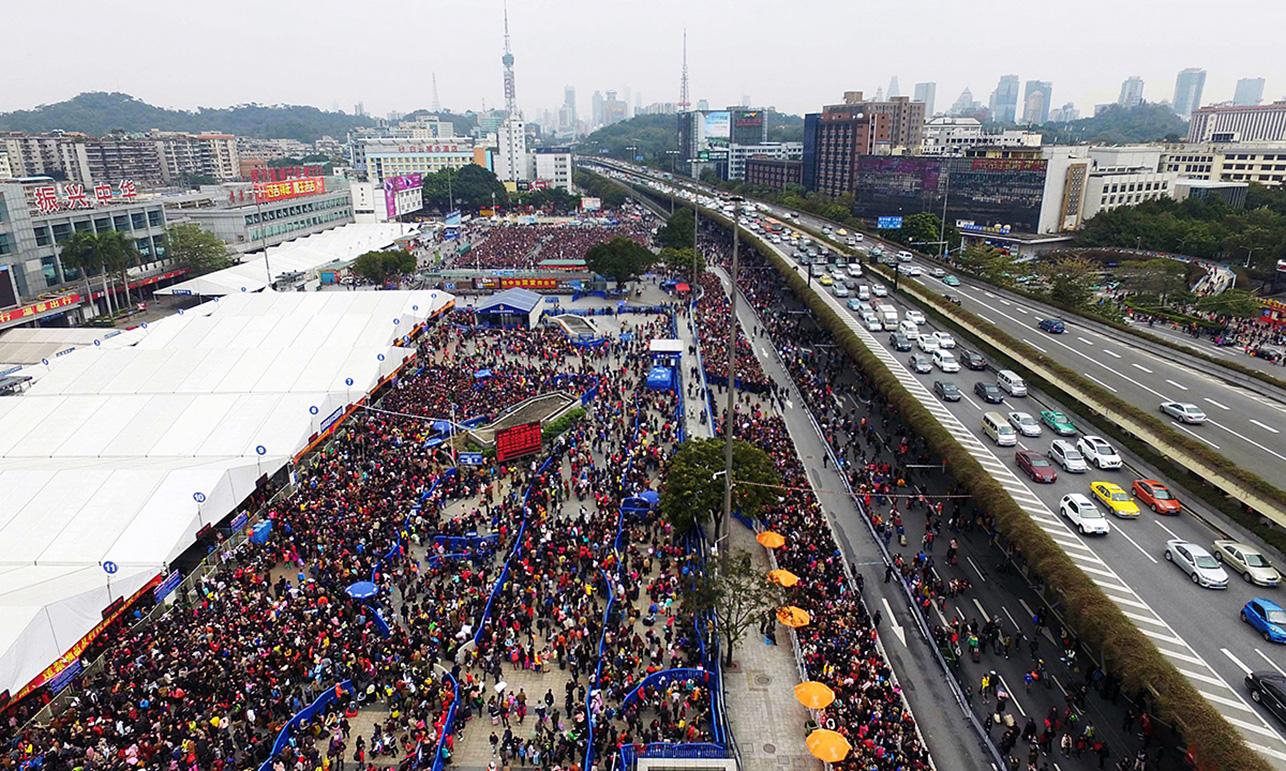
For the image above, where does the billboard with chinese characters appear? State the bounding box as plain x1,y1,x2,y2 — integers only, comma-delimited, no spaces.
0,294,82,327
30,180,138,215
250,165,325,183
254,176,325,203
580,196,602,212
702,111,731,142
495,421,542,462
382,173,424,219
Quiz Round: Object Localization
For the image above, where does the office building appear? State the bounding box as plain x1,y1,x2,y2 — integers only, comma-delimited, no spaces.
0,177,171,320
697,99,710,111
1118,77,1145,108
744,158,802,191
559,86,578,137
730,109,769,146
888,77,901,99
989,75,1020,124
913,82,937,118
824,92,925,151
1233,78,1266,106
350,174,424,223
601,91,629,126
727,142,801,181
495,116,528,182
1172,68,1207,118
591,91,604,127
950,88,980,117
1160,142,1286,186
528,147,574,192
163,176,354,254
1187,102,1286,142
921,117,1042,155
1049,103,1080,123
1173,179,1249,208
353,138,476,184
1021,81,1053,125
677,107,773,180
802,104,890,196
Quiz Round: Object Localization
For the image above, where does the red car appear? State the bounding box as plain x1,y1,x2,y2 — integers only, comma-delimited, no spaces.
1132,479,1182,514
1016,450,1058,483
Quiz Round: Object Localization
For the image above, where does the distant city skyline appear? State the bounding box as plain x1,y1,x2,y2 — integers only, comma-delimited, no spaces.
2,0,1283,122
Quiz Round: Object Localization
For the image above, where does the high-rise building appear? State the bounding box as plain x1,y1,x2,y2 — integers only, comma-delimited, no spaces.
1022,81,1053,125
989,75,1020,124
888,77,901,99
559,86,578,137
591,91,604,128
697,99,709,111
801,104,890,196
825,91,925,151
1172,68,1207,118
495,116,528,182
1234,78,1266,106
1187,101,1286,142
913,82,937,117
1118,77,1145,108
950,88,978,116
1049,103,1080,123
602,91,628,126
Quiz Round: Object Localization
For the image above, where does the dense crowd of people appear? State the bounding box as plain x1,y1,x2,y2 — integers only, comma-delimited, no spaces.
453,220,654,271
690,271,769,393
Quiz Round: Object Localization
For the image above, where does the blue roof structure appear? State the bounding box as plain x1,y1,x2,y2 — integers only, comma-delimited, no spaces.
475,288,542,315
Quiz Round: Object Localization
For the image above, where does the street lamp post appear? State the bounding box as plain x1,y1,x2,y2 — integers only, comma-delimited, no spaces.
937,166,951,260
253,193,272,287
721,196,744,540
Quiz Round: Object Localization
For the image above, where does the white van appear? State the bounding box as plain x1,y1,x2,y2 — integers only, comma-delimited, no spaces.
857,284,871,301
983,411,1017,446
997,369,1028,397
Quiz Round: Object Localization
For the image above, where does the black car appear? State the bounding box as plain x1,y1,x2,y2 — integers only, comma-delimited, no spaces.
908,353,933,373
960,349,988,371
889,332,913,351
934,380,961,401
1246,672,1286,725
974,381,1004,403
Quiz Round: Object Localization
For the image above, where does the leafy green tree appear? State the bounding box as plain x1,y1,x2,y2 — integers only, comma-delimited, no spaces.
1039,256,1098,309
659,247,704,276
656,208,695,250
682,548,780,666
573,170,628,208
1195,289,1262,319
421,165,508,212
96,231,139,308
660,437,780,538
891,211,943,250
584,237,656,288
1118,258,1188,304
59,232,107,312
512,187,578,214
1037,103,1187,145
164,223,233,277
351,249,417,285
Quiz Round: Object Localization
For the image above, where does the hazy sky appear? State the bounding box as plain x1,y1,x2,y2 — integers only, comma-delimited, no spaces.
4,0,1284,121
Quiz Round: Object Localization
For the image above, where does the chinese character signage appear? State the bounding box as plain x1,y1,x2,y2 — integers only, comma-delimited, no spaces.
30,181,136,215
249,165,325,183
383,173,424,219
254,176,325,203
876,216,903,230
495,421,542,462
499,277,557,290
0,294,81,326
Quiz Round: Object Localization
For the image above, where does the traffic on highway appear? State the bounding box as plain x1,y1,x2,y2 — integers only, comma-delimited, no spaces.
591,160,1286,763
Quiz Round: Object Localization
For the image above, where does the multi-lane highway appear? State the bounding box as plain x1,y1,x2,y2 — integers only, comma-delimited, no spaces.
586,161,1286,765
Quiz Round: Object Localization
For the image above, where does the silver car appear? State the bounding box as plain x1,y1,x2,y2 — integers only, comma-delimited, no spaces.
1049,440,1088,473
1212,540,1282,586
1007,412,1042,437
1160,401,1207,425
1165,539,1229,589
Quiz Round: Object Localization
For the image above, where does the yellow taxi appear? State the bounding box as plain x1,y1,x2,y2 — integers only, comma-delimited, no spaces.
1090,481,1140,518
818,275,834,286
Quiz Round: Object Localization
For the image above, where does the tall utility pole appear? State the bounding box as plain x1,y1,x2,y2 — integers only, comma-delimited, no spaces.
678,29,690,112
721,196,744,540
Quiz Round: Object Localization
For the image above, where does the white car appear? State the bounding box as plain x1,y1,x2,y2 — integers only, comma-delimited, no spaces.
1007,411,1042,437
832,284,850,298
1060,493,1110,535
847,265,863,278
862,312,883,332
930,267,947,278
905,310,927,325
897,250,913,263
897,319,921,340
1160,401,1207,425
1165,539,1229,589
932,349,959,372
917,335,940,353
1076,435,1121,470
1049,439,1088,473
898,264,923,277
872,285,888,297
931,331,956,349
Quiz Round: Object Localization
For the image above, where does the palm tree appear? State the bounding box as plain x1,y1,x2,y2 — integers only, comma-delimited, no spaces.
59,232,108,315
97,231,140,310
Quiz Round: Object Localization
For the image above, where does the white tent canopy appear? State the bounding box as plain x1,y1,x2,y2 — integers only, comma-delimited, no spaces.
0,288,453,696
156,223,420,297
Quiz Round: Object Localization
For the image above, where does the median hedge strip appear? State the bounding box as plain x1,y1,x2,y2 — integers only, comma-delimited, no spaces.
593,173,1272,770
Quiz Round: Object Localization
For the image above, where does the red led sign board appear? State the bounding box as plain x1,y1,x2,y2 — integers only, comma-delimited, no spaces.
495,421,542,463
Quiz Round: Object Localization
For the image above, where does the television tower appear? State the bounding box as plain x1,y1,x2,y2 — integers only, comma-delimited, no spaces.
678,29,690,112
502,0,518,117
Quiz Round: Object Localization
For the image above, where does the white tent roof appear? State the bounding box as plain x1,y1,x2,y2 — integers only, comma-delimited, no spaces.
156,222,420,296
0,288,453,696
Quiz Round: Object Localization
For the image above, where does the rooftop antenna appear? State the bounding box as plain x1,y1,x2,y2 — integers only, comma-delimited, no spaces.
502,0,518,117
679,29,690,112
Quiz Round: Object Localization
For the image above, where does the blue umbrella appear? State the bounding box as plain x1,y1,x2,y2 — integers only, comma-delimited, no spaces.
346,581,379,601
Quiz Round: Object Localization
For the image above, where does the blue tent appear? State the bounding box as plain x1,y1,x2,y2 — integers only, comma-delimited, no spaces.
474,368,493,380
346,581,379,601
639,490,660,507
646,365,673,391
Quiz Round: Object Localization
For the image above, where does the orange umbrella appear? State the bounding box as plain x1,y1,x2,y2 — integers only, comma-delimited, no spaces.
767,568,800,587
776,605,811,628
756,531,786,549
793,681,835,710
806,729,851,763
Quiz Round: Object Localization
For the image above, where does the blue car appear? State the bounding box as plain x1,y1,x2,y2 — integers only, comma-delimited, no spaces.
1038,318,1066,334
847,298,864,311
1241,598,1286,643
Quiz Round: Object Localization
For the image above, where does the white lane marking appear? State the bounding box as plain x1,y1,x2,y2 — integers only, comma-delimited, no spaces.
1201,689,1259,714
1014,306,1029,315
881,597,907,646
1180,667,1233,688
1208,419,1286,463
997,674,1027,716
999,298,1011,306
1256,649,1286,677
976,314,996,324
1205,398,1230,410
1077,337,1093,345
984,291,996,298
1131,363,1152,374
1171,421,1221,448
1112,525,1159,564
1082,372,1118,393
1155,520,1183,541
966,555,987,582
1246,740,1286,761
1166,379,1189,391
1023,339,1047,353
1001,605,1022,631
1249,419,1280,434
972,598,991,623
1103,349,1122,359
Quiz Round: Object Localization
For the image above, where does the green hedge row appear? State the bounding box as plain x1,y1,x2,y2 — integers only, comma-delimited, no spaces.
542,406,586,442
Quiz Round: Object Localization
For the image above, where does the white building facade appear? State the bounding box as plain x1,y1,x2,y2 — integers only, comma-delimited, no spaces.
495,117,529,182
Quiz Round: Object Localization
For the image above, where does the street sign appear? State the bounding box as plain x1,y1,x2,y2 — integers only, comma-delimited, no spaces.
459,452,484,466
102,561,118,575
877,216,903,230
